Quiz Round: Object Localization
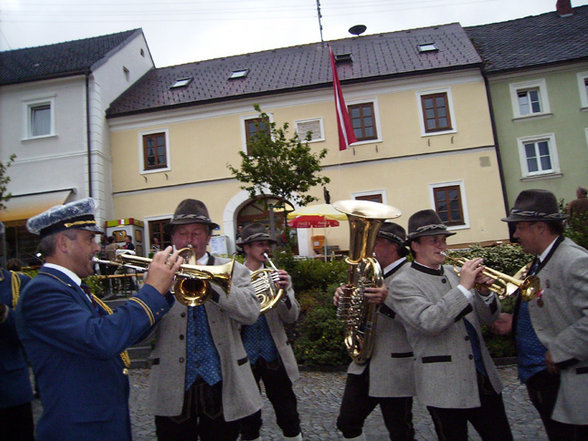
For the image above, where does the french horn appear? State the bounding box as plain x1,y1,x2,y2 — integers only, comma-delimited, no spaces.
251,253,285,313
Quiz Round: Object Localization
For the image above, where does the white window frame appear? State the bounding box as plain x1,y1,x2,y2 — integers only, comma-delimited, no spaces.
240,112,274,154
509,79,551,119
22,96,56,140
428,180,470,230
516,133,561,178
139,128,171,174
345,97,382,145
294,117,325,142
416,88,457,137
351,189,387,204
577,71,588,110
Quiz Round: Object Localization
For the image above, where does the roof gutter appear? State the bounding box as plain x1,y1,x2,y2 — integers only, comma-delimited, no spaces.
85,72,93,197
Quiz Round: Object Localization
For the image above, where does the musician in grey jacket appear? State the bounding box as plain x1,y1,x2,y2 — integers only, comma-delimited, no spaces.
493,189,588,441
388,210,513,441
335,222,415,441
146,199,262,441
237,222,302,441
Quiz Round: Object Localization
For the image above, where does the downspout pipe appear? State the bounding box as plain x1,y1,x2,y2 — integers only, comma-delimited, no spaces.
482,71,510,217
85,72,93,198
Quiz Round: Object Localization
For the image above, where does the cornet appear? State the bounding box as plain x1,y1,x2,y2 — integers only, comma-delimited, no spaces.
94,246,233,307
250,253,284,313
441,252,540,302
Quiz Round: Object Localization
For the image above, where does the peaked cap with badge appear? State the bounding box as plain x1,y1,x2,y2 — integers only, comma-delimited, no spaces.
27,197,103,239
165,199,219,234
501,189,567,223
405,209,455,244
236,222,276,248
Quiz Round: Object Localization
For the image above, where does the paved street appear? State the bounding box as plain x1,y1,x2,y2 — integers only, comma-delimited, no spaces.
32,363,546,440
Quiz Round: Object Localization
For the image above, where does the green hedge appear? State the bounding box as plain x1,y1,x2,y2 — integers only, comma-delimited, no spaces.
278,243,532,367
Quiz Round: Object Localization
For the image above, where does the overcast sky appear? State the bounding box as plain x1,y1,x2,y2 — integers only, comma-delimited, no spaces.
0,0,579,67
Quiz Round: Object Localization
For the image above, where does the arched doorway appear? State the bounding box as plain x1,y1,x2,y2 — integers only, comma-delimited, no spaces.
235,196,293,247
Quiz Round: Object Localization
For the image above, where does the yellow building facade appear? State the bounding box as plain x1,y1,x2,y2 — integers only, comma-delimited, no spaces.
108,68,508,255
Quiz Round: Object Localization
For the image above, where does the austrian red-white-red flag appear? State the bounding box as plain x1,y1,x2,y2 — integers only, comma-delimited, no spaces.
329,45,357,151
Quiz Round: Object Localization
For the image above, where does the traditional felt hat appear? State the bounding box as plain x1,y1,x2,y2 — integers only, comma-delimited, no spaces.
236,222,276,247
165,199,219,234
378,222,406,245
502,189,567,223
405,209,455,243
378,221,408,256
27,197,103,239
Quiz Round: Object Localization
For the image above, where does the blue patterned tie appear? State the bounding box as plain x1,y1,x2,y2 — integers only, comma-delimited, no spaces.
185,306,198,390
464,318,487,376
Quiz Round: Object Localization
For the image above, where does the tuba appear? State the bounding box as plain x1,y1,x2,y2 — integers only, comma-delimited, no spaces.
251,253,285,313
333,200,402,364
94,246,233,307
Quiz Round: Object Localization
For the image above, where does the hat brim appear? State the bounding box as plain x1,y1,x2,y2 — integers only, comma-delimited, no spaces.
165,219,220,234
237,237,277,248
501,213,567,223
404,229,456,245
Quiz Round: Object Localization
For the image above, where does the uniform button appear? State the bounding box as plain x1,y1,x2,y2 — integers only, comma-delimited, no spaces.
181,312,186,317
179,357,185,363
179,334,185,340
465,336,470,341
441,278,447,283
469,354,473,360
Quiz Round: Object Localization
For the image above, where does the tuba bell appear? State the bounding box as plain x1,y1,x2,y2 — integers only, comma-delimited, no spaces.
333,200,402,364
250,253,285,313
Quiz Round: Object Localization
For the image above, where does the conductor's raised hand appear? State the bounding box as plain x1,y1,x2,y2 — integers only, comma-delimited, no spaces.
144,246,184,295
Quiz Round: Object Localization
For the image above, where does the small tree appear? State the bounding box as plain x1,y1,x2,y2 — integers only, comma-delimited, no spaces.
0,154,16,211
227,105,330,213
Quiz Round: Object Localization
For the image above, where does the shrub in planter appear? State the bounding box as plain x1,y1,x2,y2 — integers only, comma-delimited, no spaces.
293,301,349,368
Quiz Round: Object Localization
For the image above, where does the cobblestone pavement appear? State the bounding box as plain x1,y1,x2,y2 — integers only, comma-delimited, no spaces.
33,364,547,440
135,364,548,440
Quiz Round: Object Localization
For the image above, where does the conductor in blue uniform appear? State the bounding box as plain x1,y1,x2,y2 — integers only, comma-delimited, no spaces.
15,198,183,441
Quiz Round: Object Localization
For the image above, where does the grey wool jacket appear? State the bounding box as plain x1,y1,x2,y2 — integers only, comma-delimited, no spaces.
388,262,502,409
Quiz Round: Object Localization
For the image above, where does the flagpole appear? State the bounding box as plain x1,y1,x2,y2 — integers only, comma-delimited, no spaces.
316,0,324,45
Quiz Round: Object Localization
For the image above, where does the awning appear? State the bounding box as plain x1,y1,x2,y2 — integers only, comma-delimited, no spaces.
0,189,74,223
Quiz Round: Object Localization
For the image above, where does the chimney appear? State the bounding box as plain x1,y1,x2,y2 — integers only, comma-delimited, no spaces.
556,0,573,17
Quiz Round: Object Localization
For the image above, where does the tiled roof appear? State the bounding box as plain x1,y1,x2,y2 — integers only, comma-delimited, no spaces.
466,5,588,73
107,23,480,117
0,29,141,85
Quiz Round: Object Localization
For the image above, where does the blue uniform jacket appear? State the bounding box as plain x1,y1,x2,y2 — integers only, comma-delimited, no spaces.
15,265,173,441
0,269,33,409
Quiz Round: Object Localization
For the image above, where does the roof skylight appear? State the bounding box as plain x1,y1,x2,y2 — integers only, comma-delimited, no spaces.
334,53,353,63
418,43,438,53
170,77,193,89
229,69,249,79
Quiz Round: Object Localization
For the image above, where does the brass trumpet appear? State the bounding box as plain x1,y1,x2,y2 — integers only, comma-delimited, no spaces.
93,247,233,307
441,252,540,302
251,253,284,313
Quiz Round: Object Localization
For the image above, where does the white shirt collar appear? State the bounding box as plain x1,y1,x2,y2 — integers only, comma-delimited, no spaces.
43,263,81,286
538,237,559,263
383,257,407,274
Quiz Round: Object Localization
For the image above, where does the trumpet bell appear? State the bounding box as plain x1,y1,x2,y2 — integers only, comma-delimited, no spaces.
172,259,234,307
